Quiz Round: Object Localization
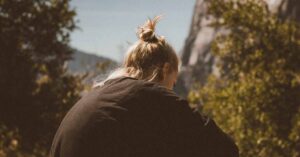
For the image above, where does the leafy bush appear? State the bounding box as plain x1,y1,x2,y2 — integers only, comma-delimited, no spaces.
189,0,300,156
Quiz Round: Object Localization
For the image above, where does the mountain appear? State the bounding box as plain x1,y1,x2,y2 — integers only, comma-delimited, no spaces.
67,49,118,74
177,0,300,97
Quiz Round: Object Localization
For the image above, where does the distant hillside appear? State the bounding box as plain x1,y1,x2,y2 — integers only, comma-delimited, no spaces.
67,49,118,74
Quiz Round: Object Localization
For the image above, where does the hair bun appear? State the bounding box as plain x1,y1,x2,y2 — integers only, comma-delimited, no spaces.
137,15,162,42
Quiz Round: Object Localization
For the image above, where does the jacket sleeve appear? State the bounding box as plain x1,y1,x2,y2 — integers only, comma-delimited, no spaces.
156,87,239,157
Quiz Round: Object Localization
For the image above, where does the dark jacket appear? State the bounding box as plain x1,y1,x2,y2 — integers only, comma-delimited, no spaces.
50,76,239,157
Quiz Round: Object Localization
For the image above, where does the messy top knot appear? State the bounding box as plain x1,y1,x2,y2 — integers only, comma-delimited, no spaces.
122,15,179,82
137,16,161,42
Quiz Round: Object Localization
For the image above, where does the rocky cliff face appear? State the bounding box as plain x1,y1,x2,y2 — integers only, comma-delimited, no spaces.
177,0,300,96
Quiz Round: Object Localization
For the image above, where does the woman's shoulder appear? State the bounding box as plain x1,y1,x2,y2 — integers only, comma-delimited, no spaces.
99,76,181,97
135,78,185,101
93,76,187,107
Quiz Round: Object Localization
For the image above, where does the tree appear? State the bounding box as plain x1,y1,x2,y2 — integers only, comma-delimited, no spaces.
0,0,83,156
189,0,300,156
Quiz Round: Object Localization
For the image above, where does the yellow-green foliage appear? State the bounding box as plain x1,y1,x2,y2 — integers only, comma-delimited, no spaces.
0,124,20,157
189,0,300,156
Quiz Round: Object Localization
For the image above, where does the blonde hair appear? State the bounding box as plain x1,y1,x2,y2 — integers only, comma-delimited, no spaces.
93,16,179,88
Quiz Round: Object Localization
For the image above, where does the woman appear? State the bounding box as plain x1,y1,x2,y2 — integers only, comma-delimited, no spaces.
50,16,239,157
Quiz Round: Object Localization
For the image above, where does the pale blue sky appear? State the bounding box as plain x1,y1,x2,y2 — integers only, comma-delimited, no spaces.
70,0,196,62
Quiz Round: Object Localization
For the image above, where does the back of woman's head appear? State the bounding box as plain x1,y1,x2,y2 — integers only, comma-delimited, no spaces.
124,15,179,82
94,16,179,87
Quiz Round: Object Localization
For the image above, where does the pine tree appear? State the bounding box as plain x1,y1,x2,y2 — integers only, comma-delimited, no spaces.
0,0,83,156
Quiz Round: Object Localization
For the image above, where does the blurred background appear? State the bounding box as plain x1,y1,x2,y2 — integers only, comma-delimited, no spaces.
0,0,299,156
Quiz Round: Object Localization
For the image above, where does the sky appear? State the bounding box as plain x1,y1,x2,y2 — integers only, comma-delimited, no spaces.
70,0,196,62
